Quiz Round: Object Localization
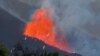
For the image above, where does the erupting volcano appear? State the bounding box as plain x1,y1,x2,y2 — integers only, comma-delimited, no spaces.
23,8,72,53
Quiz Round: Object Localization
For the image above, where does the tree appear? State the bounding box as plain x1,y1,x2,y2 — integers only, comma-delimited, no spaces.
0,43,8,56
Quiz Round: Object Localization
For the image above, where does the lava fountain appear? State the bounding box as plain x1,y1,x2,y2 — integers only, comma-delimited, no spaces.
23,8,73,53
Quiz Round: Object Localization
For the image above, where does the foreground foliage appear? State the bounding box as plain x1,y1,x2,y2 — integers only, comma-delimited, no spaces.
0,43,8,56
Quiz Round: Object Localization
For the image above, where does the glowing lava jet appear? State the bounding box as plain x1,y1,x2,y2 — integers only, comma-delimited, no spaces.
23,8,72,52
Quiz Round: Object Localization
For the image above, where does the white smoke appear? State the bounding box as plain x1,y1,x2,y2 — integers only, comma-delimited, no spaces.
41,0,100,37
42,0,100,56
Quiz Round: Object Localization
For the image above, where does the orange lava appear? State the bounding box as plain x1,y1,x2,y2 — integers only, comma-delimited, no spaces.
23,9,72,52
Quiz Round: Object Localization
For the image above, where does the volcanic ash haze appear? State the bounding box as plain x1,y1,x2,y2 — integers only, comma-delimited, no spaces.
40,0,100,56
43,0,100,37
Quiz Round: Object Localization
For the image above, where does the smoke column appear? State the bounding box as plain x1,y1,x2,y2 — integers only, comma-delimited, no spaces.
42,0,99,37
41,0,100,56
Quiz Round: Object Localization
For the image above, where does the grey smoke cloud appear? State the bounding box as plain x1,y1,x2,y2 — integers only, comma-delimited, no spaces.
42,0,100,37
41,0,100,56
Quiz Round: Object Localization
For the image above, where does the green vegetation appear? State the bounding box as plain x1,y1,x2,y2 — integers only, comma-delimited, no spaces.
0,43,8,56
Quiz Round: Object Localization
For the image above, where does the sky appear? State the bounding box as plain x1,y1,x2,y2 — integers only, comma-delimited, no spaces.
0,7,24,49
